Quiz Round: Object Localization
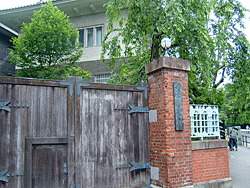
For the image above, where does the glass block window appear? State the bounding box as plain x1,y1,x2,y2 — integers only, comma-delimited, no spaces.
96,27,102,46
94,74,111,83
79,29,84,47
87,28,93,47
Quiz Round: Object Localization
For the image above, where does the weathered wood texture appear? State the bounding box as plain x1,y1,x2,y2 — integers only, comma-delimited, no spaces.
75,88,150,188
0,77,149,188
31,144,67,188
0,79,68,188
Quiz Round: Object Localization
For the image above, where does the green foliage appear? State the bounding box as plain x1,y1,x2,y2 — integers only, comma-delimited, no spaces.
221,32,250,125
62,66,92,81
10,1,89,80
222,83,250,125
102,0,250,110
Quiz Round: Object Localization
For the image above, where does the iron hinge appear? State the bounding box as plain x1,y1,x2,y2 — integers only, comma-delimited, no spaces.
0,170,8,183
0,101,10,112
129,162,150,172
128,105,149,114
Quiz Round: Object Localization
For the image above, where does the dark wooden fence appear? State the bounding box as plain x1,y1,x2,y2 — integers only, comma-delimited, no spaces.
0,76,150,188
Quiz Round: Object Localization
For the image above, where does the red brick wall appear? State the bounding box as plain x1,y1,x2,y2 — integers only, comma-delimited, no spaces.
146,57,230,187
192,147,230,183
148,67,193,187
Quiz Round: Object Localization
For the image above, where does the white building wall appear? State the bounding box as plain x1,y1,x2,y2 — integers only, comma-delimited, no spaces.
70,10,126,62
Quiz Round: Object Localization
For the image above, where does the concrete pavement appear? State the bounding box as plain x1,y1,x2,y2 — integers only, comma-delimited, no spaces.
229,145,250,188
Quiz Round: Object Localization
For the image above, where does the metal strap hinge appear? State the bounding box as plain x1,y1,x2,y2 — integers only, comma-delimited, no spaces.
0,101,10,112
128,105,149,114
129,162,150,172
0,170,8,183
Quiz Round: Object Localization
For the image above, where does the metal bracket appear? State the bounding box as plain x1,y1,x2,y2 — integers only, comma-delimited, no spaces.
0,101,10,112
137,82,148,99
116,165,131,169
0,170,8,183
129,162,150,172
77,82,90,96
128,105,149,114
59,81,73,96
117,162,151,188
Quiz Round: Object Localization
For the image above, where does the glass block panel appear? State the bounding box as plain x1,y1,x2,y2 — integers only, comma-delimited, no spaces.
94,74,111,83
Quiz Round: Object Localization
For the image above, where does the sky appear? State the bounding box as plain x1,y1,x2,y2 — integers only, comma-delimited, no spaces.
1,0,250,40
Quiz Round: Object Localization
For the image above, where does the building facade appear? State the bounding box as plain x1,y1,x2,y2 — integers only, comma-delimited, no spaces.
0,23,17,76
0,0,116,83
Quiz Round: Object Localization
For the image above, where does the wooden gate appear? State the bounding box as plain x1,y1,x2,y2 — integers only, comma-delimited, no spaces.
0,77,150,188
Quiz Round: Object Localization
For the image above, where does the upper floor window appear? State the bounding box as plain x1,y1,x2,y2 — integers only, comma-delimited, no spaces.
96,27,102,46
79,29,84,47
87,28,93,47
78,26,103,48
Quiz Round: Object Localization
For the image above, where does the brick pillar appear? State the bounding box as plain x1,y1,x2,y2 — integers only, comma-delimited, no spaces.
146,57,193,188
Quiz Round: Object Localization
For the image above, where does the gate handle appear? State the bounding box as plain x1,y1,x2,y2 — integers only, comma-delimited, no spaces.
63,163,68,175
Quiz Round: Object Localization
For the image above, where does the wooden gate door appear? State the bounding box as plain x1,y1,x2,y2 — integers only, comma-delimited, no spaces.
0,77,70,188
32,145,67,188
25,138,68,188
75,83,150,188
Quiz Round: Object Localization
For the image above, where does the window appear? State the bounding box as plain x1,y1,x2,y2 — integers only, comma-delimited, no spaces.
79,29,84,47
78,26,103,48
96,27,102,46
94,74,111,83
87,28,93,47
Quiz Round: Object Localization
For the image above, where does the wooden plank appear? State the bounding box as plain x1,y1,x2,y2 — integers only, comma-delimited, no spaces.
75,81,83,187
67,81,75,188
0,76,64,87
25,137,68,145
39,86,47,137
8,84,19,187
92,89,99,188
76,82,145,92
34,86,40,137
0,85,11,187
52,87,68,137
46,87,53,136
16,85,26,188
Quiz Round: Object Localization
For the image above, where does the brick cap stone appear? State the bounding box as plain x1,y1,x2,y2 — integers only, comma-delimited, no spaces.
145,57,191,75
192,139,228,150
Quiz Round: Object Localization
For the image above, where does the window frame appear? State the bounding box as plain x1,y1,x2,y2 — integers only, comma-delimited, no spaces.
94,73,111,83
95,26,102,46
78,25,103,48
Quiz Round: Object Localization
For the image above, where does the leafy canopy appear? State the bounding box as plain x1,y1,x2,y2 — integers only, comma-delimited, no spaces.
223,82,250,125
222,35,250,125
102,0,250,108
10,0,91,80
